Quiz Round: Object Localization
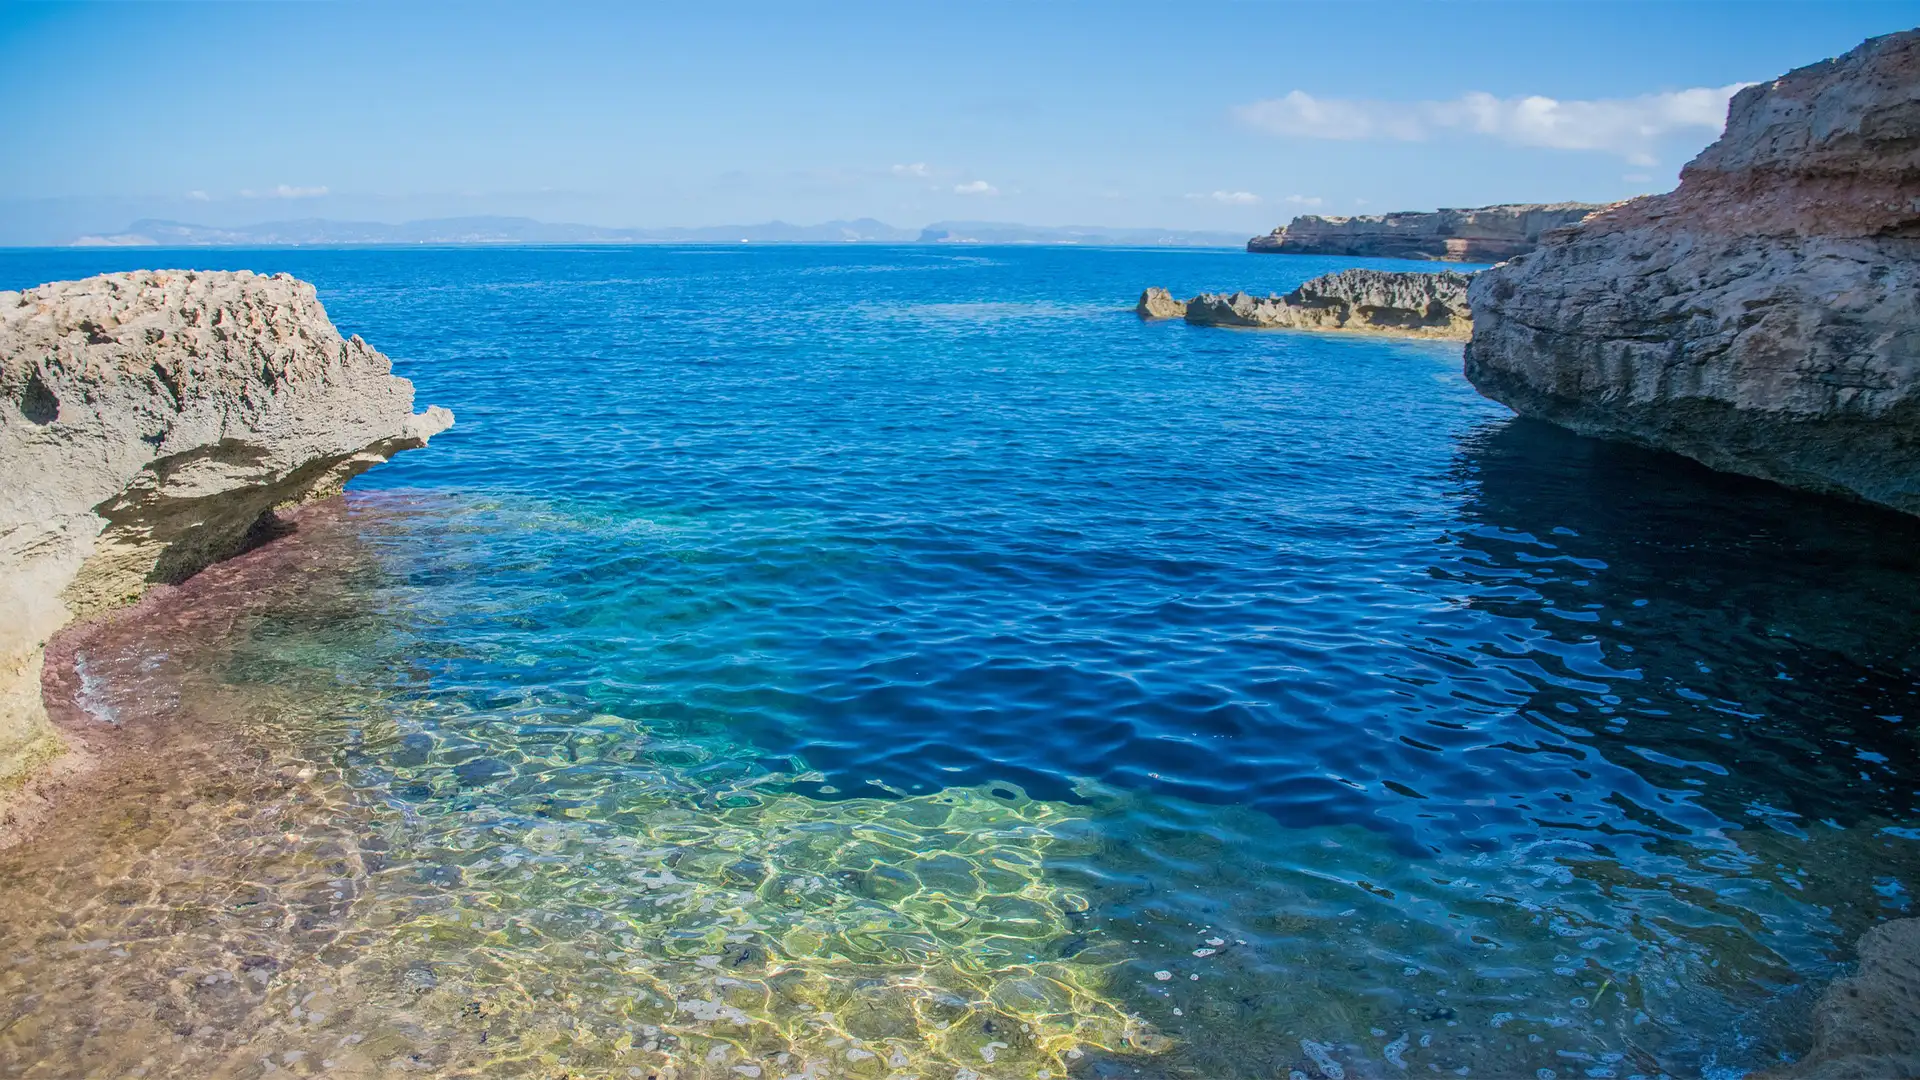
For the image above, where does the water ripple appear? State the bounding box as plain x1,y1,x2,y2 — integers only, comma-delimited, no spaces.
0,244,1914,1078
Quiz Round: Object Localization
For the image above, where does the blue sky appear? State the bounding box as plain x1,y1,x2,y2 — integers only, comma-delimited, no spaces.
1,1,1915,242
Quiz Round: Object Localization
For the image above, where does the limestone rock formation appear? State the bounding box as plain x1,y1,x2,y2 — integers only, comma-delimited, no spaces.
1247,203,1608,262
1764,919,1920,1079
1166,269,1472,339
1464,29,1920,514
1136,287,1188,319
0,270,452,791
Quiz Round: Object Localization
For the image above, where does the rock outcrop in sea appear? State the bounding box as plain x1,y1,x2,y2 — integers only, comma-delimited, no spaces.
1140,269,1472,339
1247,203,1608,261
0,270,451,798
1135,286,1187,319
1464,29,1920,516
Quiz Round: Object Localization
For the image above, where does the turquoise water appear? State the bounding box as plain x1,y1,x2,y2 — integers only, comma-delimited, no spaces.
2,245,1917,1079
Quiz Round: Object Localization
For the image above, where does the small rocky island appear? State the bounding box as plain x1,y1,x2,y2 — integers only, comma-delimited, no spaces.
1465,29,1920,517
1139,268,1472,339
0,270,450,812
1248,202,1608,261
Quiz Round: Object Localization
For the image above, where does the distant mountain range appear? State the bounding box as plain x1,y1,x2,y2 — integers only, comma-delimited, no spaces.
70,216,1247,248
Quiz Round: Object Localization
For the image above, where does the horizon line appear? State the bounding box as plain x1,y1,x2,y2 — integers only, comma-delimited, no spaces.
54,214,1269,250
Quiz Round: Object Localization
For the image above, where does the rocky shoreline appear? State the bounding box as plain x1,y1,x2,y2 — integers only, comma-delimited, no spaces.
1465,30,1920,517
1460,30,1920,1076
1139,269,1473,339
2,26,1917,1072
1248,203,1608,262
0,270,450,832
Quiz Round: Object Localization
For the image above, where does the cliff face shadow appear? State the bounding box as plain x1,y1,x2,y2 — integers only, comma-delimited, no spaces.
1450,417,1920,831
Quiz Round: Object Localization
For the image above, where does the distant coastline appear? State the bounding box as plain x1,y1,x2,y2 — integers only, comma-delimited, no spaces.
61,216,1250,249
1247,202,1612,262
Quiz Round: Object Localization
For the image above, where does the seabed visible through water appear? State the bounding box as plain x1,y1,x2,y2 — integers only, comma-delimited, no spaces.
1,493,1913,1080
1,245,1917,1080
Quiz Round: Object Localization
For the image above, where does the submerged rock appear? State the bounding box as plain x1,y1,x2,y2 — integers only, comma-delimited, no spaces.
1135,286,1187,320
1464,29,1920,514
1170,269,1472,339
1765,918,1920,1080
1247,203,1608,261
0,270,451,797
451,757,512,787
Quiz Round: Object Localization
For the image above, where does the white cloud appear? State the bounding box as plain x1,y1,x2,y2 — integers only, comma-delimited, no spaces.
1233,84,1751,165
891,163,931,178
185,189,210,202
1284,194,1323,206
1185,190,1261,205
953,180,998,196
240,184,330,199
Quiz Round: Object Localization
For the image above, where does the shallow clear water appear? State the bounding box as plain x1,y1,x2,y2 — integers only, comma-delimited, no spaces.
2,245,1917,1080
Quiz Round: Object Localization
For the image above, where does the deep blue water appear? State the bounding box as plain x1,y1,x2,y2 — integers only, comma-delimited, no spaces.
5,245,1918,1079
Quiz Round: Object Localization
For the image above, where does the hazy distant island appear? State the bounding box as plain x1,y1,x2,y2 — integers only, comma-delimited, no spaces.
70,216,1250,249
1247,202,1611,262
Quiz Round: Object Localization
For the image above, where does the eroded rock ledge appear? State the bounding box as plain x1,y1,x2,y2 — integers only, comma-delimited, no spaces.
0,270,451,800
1464,29,1920,514
1139,269,1472,339
1248,203,1609,262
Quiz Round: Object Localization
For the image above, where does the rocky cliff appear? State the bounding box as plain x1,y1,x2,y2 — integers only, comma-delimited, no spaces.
0,270,451,798
1141,269,1472,339
1248,203,1609,261
1464,29,1920,515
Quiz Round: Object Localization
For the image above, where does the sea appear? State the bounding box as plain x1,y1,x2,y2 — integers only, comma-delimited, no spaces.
1,244,1916,1080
